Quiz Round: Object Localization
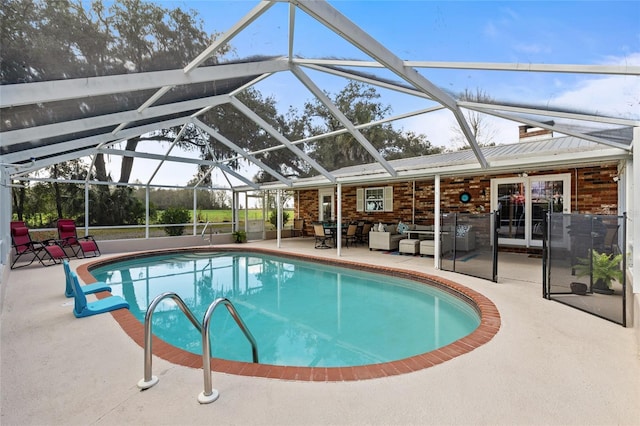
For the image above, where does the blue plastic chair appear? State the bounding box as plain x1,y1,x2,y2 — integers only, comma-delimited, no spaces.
69,270,129,318
63,260,111,298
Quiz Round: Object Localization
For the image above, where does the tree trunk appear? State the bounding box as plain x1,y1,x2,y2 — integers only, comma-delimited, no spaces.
52,165,63,219
12,187,26,221
119,138,140,183
94,153,109,182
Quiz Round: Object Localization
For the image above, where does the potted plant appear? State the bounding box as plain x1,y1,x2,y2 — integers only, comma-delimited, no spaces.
575,249,623,295
232,230,247,243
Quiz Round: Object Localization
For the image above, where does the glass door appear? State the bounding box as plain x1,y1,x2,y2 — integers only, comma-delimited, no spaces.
529,174,571,247
494,179,527,245
319,188,334,222
492,174,570,247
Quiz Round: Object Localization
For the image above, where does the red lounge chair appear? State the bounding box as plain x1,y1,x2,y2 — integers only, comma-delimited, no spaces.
10,221,67,269
56,219,101,258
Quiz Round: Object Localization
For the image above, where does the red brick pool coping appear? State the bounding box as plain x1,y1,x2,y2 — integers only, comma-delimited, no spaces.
76,246,500,382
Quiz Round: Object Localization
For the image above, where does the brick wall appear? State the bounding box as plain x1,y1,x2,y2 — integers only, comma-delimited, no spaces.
296,163,619,232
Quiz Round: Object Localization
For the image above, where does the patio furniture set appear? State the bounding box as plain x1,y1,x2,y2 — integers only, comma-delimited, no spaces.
312,220,476,256
313,221,372,249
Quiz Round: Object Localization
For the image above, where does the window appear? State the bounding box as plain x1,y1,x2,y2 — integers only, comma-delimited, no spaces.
357,186,394,212
365,187,384,212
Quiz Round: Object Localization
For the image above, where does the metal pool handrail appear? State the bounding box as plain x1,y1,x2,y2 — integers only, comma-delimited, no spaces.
137,292,202,391
200,221,211,244
136,292,259,405
199,297,259,404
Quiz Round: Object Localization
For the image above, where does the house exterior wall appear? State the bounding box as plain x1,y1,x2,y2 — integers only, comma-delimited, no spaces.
295,163,620,235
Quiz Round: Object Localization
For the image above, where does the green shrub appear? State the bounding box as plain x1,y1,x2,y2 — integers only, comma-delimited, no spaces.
232,230,247,243
160,207,190,236
268,210,290,228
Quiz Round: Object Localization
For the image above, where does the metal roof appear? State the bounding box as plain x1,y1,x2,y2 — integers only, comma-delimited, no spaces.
264,132,632,190
1,0,638,190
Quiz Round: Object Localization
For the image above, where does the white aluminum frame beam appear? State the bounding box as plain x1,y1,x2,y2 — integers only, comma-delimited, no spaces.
99,147,259,189
460,101,639,128
406,61,640,76
291,64,398,177
0,59,289,108
240,105,445,160
230,97,337,183
193,117,292,186
287,3,296,60
294,1,456,110
185,1,275,72
297,58,640,76
193,126,259,189
470,108,632,151
146,124,189,185
299,62,434,100
118,2,275,134
2,116,190,165
293,0,487,168
3,95,231,147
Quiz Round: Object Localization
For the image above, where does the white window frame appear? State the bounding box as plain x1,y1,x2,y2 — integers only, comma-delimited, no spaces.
357,186,393,212
365,187,385,212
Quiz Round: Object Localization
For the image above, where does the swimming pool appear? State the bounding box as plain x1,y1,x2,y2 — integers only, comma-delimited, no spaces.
82,247,500,381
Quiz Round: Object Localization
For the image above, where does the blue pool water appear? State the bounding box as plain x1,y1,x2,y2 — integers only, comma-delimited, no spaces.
91,251,480,367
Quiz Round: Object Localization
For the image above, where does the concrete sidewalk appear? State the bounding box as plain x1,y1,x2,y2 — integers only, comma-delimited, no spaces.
2,239,639,425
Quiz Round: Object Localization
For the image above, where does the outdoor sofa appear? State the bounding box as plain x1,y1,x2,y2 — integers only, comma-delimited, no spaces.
368,224,405,251
369,223,476,253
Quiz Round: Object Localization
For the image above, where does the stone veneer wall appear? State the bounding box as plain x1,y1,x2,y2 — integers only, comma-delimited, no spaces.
295,163,619,235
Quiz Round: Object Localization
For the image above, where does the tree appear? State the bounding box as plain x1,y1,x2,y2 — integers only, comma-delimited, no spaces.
186,88,309,185
3,1,442,196
301,81,441,172
450,88,499,150
0,0,228,183
160,207,190,236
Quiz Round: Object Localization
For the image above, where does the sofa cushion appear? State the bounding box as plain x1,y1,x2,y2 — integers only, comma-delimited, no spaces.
456,225,471,237
397,222,409,234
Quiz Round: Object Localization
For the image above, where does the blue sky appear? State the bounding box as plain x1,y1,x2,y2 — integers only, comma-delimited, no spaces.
114,0,640,185
163,0,638,120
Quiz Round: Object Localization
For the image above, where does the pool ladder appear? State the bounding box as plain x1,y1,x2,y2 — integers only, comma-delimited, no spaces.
137,292,259,404
201,221,212,244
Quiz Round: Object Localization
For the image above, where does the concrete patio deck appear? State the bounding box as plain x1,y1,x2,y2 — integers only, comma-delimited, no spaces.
1,237,639,425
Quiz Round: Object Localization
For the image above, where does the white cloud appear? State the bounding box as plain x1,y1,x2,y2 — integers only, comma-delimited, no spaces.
546,53,640,119
550,75,639,119
402,52,639,148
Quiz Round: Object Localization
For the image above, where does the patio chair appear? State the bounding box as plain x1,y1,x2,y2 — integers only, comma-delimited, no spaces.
292,218,305,237
343,223,358,247
10,221,67,269
313,223,332,249
62,259,111,298
68,269,129,318
356,222,372,245
56,219,101,258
